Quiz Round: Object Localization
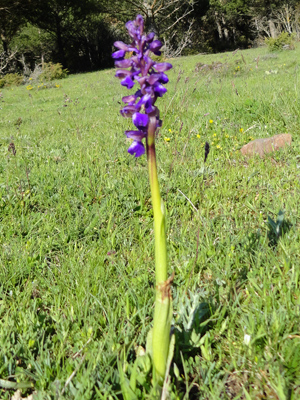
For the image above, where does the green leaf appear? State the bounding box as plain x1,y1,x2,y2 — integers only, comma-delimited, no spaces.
242,386,252,400
118,360,138,400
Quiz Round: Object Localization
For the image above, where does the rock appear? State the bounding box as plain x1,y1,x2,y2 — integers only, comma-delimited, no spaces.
11,390,34,400
11,390,22,400
240,134,292,157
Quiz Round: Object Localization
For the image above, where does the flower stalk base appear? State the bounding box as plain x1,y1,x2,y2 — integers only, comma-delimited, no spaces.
147,111,173,385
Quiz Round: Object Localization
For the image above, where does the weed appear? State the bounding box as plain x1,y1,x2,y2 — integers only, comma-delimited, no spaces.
265,32,296,51
0,73,23,88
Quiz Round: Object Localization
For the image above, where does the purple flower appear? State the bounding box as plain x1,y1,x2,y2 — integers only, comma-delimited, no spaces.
121,76,135,89
115,70,131,79
113,14,172,157
114,41,129,50
112,50,126,60
125,130,146,141
153,63,173,72
128,140,145,157
120,105,136,117
153,83,167,97
149,40,162,56
122,94,136,103
146,32,155,42
115,59,131,68
133,112,148,128
136,93,154,114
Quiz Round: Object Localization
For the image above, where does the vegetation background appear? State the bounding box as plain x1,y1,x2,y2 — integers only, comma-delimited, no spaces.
1,39,300,398
1,0,300,74
1,1,300,399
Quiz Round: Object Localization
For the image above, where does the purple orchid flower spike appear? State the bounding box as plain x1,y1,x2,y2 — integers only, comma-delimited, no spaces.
112,14,172,157
113,15,174,387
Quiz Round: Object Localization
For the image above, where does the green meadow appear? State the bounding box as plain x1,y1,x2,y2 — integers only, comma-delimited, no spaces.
1,45,300,399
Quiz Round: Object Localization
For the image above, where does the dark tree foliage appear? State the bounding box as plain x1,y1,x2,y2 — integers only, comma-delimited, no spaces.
102,0,197,55
204,0,255,51
251,0,297,15
0,0,27,53
19,0,115,72
1,0,300,74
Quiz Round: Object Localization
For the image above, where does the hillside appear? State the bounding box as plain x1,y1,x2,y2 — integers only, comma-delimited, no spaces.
1,44,300,399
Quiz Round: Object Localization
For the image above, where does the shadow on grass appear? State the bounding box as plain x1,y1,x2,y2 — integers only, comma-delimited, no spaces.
172,291,220,398
267,210,292,248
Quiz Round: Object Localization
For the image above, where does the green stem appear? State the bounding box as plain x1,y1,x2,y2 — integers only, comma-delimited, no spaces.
147,111,167,284
146,109,172,385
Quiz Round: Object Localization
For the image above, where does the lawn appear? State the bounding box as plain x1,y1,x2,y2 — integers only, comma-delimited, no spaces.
1,44,300,399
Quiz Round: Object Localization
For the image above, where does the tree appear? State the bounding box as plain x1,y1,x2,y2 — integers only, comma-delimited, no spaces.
103,0,197,56
10,23,54,71
22,0,110,71
103,0,195,32
0,0,26,54
250,0,300,38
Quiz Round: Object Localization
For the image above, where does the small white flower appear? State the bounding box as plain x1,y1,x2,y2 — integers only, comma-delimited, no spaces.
244,334,251,345
136,345,146,357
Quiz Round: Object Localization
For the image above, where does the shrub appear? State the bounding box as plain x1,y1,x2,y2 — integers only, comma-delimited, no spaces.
0,73,23,88
39,62,68,82
265,32,296,51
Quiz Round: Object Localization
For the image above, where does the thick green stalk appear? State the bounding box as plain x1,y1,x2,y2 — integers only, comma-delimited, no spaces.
146,110,172,385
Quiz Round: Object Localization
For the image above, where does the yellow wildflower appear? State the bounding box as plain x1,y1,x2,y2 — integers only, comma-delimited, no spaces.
164,137,170,142
197,134,201,138
209,119,213,124
239,128,244,133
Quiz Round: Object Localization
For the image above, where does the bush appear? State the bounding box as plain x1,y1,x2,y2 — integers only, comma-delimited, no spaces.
0,73,23,88
265,32,296,51
39,62,68,82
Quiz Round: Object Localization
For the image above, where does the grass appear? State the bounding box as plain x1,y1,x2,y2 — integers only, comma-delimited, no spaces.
0,44,300,399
